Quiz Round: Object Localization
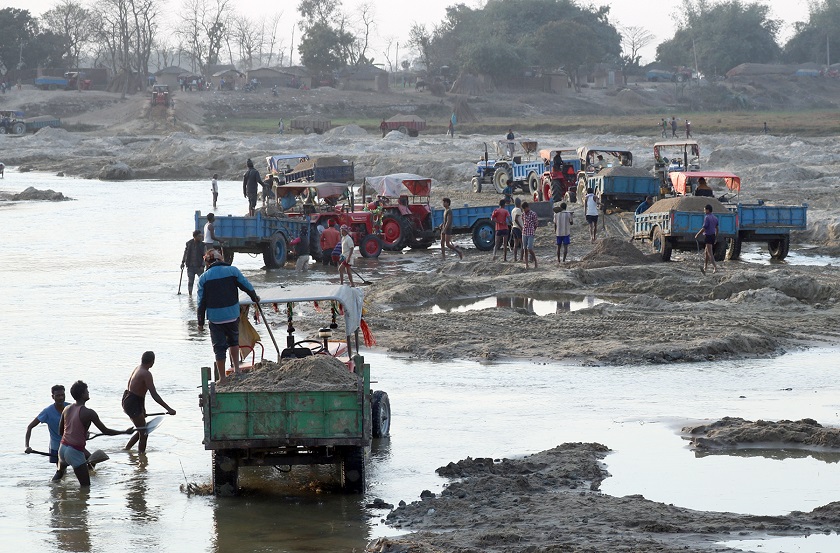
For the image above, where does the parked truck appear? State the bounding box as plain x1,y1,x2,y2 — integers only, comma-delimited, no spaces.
200,284,391,496
668,171,807,261
633,195,737,261
472,140,546,195
584,167,661,212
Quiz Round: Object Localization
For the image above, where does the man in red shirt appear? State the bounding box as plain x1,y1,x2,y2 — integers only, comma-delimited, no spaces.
319,220,341,266
491,199,511,261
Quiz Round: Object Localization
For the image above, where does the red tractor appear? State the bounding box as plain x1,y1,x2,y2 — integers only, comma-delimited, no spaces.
361,174,436,251
272,181,384,259
151,84,171,107
538,148,579,203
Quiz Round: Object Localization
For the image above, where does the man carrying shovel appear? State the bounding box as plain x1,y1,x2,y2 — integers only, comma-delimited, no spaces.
122,351,176,453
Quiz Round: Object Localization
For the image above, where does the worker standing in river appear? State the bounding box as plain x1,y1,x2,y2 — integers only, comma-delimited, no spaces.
122,351,176,453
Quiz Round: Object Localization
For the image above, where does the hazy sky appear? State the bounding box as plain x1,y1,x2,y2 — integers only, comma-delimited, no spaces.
1,0,812,65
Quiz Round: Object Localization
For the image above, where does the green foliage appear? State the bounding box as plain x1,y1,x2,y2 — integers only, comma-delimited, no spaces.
656,0,781,76
298,21,354,76
783,0,840,64
419,0,621,85
0,8,68,72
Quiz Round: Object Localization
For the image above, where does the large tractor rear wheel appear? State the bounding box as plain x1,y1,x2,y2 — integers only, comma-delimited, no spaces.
471,177,482,193
0,126,6,134
213,450,239,497
493,167,510,194
12,122,26,135
381,215,410,251
652,227,672,261
472,219,495,251
372,390,391,438
263,233,288,268
713,240,727,261
768,236,790,260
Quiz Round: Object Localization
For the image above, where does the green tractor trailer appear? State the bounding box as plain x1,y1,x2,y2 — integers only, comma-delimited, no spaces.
199,285,390,496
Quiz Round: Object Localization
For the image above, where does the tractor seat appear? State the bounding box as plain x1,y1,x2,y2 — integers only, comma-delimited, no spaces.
280,347,314,359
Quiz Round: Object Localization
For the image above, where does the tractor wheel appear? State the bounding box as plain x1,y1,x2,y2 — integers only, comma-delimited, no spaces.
0,126,6,135
263,233,288,268
408,236,435,249
397,125,408,135
713,240,727,262
12,122,26,135
651,227,672,261
304,126,314,134
471,177,482,193
212,450,239,497
381,214,410,251
472,219,495,251
768,236,790,260
359,234,383,258
372,390,391,438
493,167,510,194
676,73,686,83
341,446,366,493
725,237,742,260
528,173,540,199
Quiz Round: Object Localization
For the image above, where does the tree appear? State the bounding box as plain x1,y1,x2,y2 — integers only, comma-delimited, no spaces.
297,21,353,75
42,0,94,69
620,25,656,69
656,0,781,76
298,0,340,29
0,8,58,72
533,20,606,88
408,23,432,72
783,0,840,64
176,0,232,72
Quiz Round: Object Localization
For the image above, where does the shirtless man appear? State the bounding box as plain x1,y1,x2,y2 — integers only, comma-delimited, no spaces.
55,381,130,487
122,351,176,453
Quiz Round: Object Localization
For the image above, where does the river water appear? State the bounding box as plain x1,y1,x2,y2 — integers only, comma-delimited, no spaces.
3,171,840,553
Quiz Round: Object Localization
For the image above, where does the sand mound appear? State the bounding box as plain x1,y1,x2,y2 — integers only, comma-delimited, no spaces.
325,124,367,137
684,417,840,449
217,356,359,392
648,196,727,213
578,237,651,265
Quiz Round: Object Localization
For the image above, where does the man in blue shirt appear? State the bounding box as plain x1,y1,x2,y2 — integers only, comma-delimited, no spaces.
635,196,654,215
198,249,260,381
25,385,70,464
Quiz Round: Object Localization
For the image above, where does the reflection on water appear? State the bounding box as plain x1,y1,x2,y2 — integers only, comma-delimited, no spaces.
721,532,840,553
691,446,840,464
50,486,91,553
738,243,836,266
430,294,609,315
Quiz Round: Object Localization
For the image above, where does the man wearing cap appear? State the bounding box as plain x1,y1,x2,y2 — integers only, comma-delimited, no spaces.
338,225,355,286
197,249,260,380
242,158,264,216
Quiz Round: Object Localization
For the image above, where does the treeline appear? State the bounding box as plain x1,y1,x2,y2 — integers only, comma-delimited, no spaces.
1,0,839,89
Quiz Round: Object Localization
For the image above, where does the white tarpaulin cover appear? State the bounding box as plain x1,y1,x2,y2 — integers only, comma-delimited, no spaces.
239,284,364,333
364,173,431,197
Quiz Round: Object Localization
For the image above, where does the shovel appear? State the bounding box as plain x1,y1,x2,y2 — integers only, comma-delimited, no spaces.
351,267,373,286
89,415,165,439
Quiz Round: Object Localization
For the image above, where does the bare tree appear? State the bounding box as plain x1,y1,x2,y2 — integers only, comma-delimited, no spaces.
262,12,283,67
349,2,375,65
620,25,656,67
42,0,95,68
128,0,158,88
381,35,396,73
177,0,231,72
232,15,262,69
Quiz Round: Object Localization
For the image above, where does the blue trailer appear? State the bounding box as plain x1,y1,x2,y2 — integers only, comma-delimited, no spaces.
633,198,737,261
34,76,69,90
472,140,545,196
195,210,309,268
670,171,808,261
285,157,354,184
429,201,554,251
726,202,808,260
585,167,660,212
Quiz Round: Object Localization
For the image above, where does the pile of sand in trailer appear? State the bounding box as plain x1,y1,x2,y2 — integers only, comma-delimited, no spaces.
649,196,728,213
598,166,655,178
217,356,359,392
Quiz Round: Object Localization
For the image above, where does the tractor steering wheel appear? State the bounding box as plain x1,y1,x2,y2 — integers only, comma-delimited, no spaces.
293,339,327,355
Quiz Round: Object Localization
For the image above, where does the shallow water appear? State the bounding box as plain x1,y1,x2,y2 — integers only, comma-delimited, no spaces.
4,171,840,552
427,294,609,315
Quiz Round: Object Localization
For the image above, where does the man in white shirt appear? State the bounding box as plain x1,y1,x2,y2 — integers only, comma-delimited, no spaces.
338,225,355,287
584,188,600,242
509,198,524,262
553,203,574,262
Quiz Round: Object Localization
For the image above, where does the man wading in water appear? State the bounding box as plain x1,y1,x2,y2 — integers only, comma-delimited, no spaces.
123,351,176,453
